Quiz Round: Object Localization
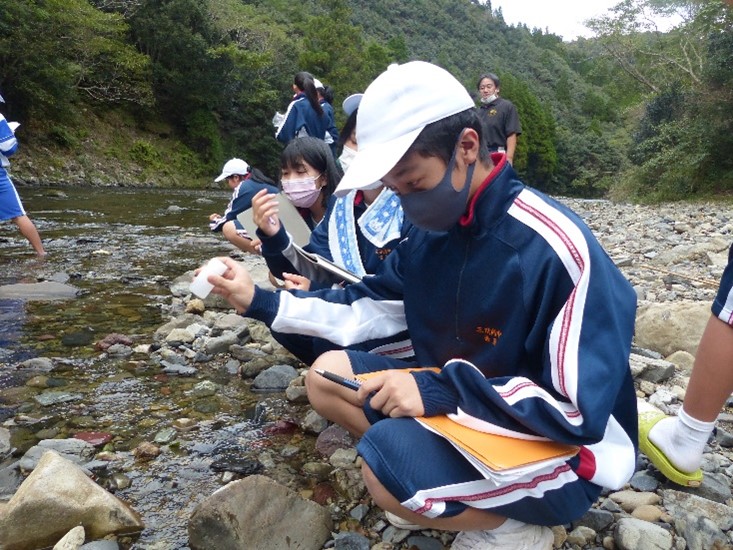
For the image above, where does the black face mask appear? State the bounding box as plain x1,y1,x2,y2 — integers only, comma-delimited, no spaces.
399,135,475,233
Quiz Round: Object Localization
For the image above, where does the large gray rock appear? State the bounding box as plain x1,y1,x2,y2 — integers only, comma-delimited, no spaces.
634,302,710,356
188,474,332,550
0,281,79,301
0,451,144,550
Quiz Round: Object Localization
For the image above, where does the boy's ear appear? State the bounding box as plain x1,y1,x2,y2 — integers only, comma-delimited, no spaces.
458,128,481,165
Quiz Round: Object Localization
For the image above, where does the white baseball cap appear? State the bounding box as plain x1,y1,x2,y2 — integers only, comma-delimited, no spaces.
313,78,324,89
342,93,363,116
334,61,474,197
214,158,250,182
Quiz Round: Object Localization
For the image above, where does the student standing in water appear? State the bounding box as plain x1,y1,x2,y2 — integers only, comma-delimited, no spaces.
0,93,46,257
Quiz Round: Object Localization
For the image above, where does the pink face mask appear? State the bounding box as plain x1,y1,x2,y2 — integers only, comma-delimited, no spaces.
281,175,322,208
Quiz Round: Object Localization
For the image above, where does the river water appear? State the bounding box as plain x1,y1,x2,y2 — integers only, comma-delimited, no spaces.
0,185,234,361
0,185,314,549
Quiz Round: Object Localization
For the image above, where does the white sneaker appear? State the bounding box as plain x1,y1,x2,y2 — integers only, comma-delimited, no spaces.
451,523,554,549
384,511,422,531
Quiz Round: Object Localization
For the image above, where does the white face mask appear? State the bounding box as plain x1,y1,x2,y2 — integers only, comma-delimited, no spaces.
338,146,357,173
480,94,498,104
281,175,322,208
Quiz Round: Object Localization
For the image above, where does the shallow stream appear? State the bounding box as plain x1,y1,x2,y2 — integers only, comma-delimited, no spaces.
0,185,315,549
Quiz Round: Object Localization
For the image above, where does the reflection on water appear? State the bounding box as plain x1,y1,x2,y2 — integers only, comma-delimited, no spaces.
0,185,234,363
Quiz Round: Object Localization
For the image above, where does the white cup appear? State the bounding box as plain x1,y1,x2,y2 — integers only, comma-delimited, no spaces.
190,258,228,299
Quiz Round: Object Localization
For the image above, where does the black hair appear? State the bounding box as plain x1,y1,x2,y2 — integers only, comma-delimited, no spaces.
408,108,490,165
318,85,335,105
338,108,358,150
477,73,500,90
293,71,324,116
249,167,277,186
280,137,342,208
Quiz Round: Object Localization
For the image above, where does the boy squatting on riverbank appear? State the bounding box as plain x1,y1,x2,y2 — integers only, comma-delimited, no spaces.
203,61,638,549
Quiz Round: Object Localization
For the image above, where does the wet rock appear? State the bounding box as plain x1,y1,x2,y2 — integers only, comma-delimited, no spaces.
0,462,23,500
302,462,333,482
172,418,198,432
20,439,96,472
185,299,205,314
0,451,144,549
237,356,274,379
334,531,371,550
105,344,132,357
34,390,84,406
203,332,240,355
0,426,11,458
209,456,262,476
188,380,219,398
79,541,120,550
165,328,196,344
301,409,329,435
329,448,358,469
73,432,112,447
251,364,298,392
211,313,249,336
132,442,160,462
17,357,55,372
188,475,332,550
154,314,205,340
110,473,131,491
161,363,197,376
229,344,266,362
153,428,177,444
0,281,79,301
62,330,96,347
94,334,133,351
285,383,308,403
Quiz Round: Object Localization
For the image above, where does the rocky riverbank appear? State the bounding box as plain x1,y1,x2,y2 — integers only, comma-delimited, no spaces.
1,197,733,550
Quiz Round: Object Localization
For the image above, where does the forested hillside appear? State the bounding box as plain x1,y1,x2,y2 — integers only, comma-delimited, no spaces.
0,0,730,200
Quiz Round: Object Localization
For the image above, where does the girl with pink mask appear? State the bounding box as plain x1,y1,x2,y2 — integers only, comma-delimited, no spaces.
278,137,339,229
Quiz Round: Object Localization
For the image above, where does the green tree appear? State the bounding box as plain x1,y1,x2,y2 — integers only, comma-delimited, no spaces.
499,73,558,189
592,0,733,199
0,0,151,122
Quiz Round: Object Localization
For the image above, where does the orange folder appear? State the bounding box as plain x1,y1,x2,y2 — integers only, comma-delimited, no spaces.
415,415,578,472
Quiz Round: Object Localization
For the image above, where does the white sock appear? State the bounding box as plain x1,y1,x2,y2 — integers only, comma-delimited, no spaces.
648,408,715,473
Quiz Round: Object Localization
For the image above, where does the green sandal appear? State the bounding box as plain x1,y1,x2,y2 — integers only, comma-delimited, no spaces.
638,410,703,487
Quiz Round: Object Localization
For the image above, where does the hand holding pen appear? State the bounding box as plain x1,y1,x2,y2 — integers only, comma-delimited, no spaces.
313,368,425,418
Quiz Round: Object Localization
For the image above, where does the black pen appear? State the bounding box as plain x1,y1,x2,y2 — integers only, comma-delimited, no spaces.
313,368,362,391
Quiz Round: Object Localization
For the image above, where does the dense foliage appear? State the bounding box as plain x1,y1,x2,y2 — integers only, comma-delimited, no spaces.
0,0,730,199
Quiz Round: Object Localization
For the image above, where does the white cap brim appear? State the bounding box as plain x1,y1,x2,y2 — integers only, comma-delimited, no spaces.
342,93,363,116
214,172,229,182
335,127,422,197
